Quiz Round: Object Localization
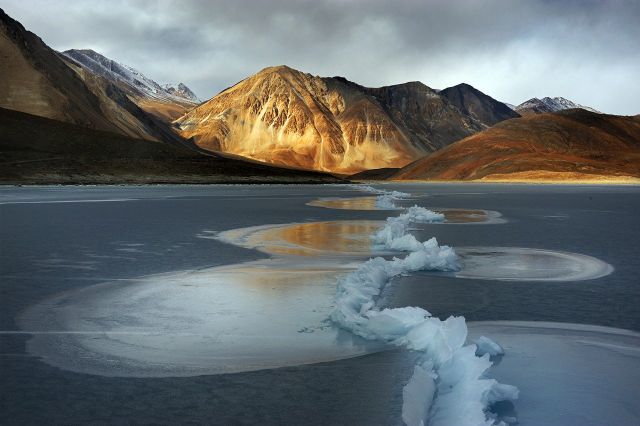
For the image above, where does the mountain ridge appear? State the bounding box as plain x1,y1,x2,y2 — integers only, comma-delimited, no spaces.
62,49,199,121
0,8,189,145
392,109,640,181
515,96,600,115
63,49,199,104
440,83,521,126
174,65,516,173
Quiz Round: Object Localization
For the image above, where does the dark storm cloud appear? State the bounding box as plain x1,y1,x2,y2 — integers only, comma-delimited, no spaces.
3,0,639,114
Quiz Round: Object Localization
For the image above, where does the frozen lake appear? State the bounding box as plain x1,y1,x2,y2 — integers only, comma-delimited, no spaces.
1,183,639,425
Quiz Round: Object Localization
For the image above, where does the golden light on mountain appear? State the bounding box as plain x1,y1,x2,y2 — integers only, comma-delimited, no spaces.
174,66,495,173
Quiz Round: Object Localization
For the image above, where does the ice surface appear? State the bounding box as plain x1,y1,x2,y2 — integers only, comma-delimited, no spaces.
329,201,518,426
307,196,383,210
308,195,505,225
466,322,640,426
21,259,383,377
214,220,384,256
348,184,411,209
372,206,445,251
455,247,613,281
474,336,505,357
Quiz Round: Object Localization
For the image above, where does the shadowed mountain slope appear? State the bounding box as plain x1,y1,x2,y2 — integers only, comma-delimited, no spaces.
440,83,520,126
0,107,341,184
0,9,187,146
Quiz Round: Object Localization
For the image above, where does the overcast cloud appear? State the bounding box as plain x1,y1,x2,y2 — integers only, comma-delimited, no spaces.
3,0,639,114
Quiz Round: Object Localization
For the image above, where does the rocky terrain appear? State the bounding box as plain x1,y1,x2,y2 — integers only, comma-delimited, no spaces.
392,109,640,181
440,83,520,126
2,8,636,184
63,49,199,121
0,9,187,145
174,66,515,173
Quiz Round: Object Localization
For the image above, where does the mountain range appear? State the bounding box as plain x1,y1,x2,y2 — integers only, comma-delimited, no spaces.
0,8,636,183
174,66,520,173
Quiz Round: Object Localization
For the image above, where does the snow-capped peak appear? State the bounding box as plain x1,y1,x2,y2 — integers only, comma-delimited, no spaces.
63,49,199,104
162,83,200,103
516,96,600,114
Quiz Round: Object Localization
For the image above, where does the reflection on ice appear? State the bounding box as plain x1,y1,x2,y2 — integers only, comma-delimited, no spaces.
217,222,612,282
307,196,385,211
216,220,383,257
436,207,506,224
21,259,383,377
467,321,640,426
307,197,505,224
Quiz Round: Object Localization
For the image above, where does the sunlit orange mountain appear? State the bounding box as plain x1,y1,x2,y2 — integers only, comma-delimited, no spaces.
392,110,640,182
174,66,516,173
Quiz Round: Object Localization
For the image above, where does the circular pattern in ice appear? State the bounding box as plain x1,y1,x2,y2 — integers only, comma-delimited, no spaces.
307,197,506,224
215,222,613,282
19,259,384,377
455,247,613,281
214,220,382,257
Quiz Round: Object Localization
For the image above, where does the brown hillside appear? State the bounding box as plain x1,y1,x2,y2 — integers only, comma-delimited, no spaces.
393,110,640,181
0,107,342,184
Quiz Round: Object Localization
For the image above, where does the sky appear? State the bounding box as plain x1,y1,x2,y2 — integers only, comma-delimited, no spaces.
3,0,639,115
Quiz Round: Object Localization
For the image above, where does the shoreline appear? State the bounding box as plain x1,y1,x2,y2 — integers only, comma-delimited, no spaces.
384,179,640,186
3,179,640,187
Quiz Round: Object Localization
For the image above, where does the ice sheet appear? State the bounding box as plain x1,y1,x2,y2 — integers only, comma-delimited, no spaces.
466,321,640,426
20,259,383,377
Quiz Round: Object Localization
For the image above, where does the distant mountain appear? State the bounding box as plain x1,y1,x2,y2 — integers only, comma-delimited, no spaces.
516,96,600,116
63,49,199,104
439,83,520,126
174,66,516,173
0,8,187,145
63,49,199,121
392,110,640,181
163,83,200,103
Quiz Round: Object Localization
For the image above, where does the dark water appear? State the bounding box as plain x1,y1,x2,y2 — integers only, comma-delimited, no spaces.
1,184,639,425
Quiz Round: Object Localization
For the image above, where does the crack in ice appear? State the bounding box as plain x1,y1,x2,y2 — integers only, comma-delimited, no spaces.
332,185,518,426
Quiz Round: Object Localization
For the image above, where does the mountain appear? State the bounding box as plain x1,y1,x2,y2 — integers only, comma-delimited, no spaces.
0,107,341,184
392,110,640,182
163,83,199,103
173,66,512,173
0,9,119,132
63,49,199,121
515,96,600,116
439,83,520,126
0,8,187,145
